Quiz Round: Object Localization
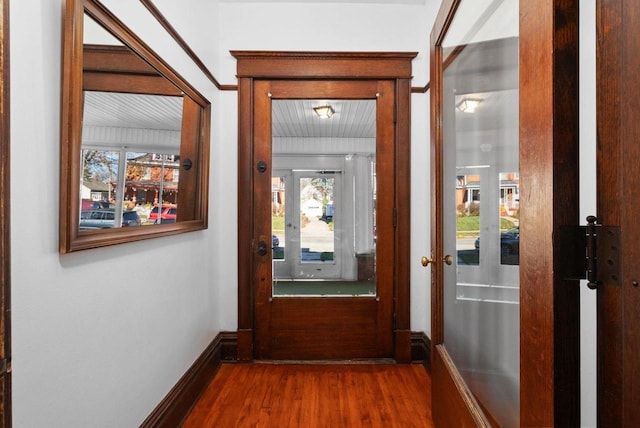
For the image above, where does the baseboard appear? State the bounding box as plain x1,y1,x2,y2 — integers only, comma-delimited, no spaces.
140,333,224,428
411,331,431,373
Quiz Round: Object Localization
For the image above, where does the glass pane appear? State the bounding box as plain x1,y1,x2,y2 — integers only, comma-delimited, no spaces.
272,175,286,260
299,176,335,263
441,1,520,426
270,99,376,296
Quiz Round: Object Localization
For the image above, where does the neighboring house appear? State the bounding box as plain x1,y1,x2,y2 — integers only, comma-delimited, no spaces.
80,180,110,201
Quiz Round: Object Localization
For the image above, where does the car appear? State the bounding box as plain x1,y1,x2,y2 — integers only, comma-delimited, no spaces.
272,234,280,248
79,209,142,229
474,226,519,255
148,205,177,223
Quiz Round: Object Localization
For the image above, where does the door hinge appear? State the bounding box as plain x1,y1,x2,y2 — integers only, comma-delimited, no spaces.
559,215,620,289
0,358,11,376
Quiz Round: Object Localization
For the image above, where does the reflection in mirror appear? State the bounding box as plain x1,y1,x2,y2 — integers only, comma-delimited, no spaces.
271,99,377,297
60,0,210,252
81,91,182,228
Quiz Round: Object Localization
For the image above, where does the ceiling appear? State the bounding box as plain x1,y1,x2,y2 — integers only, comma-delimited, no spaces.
272,99,376,139
83,94,376,139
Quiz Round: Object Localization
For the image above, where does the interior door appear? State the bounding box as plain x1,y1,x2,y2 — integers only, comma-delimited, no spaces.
429,1,520,426
430,0,583,426
254,79,395,360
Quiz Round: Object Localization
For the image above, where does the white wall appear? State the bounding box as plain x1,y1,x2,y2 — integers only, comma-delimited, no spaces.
213,0,440,334
10,0,221,426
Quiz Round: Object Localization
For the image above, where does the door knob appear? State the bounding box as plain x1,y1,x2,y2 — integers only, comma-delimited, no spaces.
421,255,454,267
257,240,268,256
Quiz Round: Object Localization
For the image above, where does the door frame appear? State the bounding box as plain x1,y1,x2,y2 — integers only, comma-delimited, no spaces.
0,0,11,425
596,0,640,425
233,51,416,362
430,0,579,426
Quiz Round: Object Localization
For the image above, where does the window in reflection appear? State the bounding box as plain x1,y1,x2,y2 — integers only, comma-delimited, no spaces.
80,148,180,228
272,175,286,260
299,176,335,263
499,172,520,265
456,174,480,265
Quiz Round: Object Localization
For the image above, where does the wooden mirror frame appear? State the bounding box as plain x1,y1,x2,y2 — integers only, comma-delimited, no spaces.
59,0,211,253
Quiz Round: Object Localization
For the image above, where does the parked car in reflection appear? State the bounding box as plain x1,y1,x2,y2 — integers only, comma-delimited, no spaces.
148,204,177,223
474,226,519,255
79,209,142,229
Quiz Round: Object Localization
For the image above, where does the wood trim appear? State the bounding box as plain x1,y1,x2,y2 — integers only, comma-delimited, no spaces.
140,334,225,428
236,75,254,361
217,330,431,365
0,0,10,425
233,51,416,361
139,0,224,90
231,51,416,79
410,332,431,373
394,76,412,363
410,82,430,94
433,345,490,427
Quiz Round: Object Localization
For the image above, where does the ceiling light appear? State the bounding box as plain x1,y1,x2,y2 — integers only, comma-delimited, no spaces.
456,98,482,113
313,105,334,119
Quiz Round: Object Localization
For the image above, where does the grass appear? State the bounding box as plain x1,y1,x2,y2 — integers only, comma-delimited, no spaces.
456,216,516,232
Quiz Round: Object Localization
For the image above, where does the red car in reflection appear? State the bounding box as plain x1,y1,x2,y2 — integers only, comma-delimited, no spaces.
148,205,177,223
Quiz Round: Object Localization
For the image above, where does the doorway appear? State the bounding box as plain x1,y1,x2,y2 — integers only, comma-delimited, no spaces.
233,51,415,361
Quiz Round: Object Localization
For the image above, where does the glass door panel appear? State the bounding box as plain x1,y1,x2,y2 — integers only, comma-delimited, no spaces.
442,1,520,426
271,99,377,297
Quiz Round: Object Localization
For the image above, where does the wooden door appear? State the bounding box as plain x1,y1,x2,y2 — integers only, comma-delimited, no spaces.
430,0,580,426
597,0,640,425
234,51,415,362
253,79,394,360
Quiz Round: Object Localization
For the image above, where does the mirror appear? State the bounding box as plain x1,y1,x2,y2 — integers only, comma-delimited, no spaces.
60,0,211,252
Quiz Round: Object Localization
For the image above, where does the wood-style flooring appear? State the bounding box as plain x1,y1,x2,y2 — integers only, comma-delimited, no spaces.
182,363,434,428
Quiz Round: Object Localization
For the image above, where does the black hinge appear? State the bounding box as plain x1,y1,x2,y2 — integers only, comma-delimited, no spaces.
559,216,620,289
0,358,11,376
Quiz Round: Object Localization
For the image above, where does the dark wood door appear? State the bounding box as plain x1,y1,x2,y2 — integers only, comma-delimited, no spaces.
430,0,580,426
233,51,415,362
597,1,640,425
253,79,395,360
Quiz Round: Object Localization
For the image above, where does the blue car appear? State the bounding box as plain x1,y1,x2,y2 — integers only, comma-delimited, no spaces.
474,226,519,255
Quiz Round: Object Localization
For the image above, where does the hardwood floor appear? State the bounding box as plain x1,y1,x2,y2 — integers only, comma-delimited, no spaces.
182,362,434,428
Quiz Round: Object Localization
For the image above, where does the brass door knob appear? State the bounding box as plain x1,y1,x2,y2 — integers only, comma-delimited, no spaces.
421,255,454,267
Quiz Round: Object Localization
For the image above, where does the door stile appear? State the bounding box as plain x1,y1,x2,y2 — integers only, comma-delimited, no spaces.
519,1,580,426
596,0,640,425
253,80,274,359
237,76,255,361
